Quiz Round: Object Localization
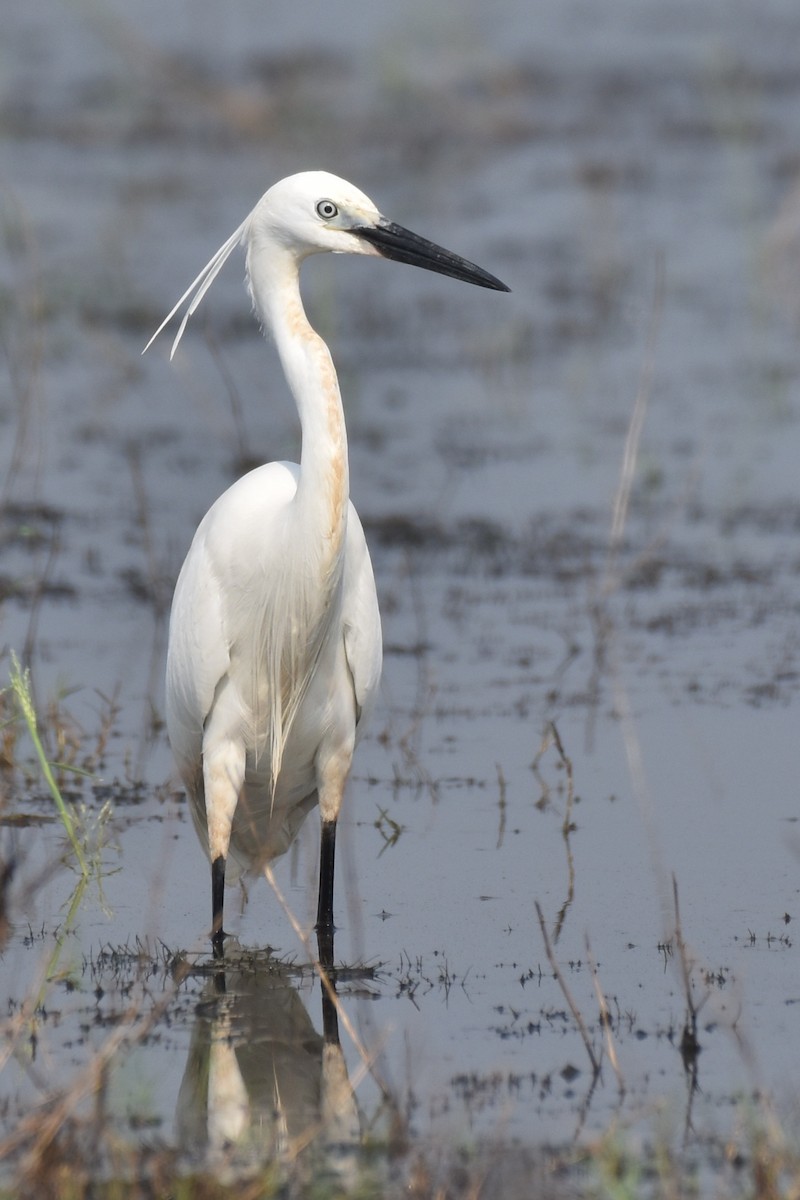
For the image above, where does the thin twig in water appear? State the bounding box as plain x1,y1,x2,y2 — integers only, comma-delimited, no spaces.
672,876,695,1020
535,900,599,1076
126,442,170,772
532,722,576,942
397,550,437,799
606,252,665,587
1,202,46,506
204,324,250,469
672,874,702,1071
126,442,169,619
263,863,395,1108
549,720,575,839
0,962,187,1183
586,255,665,751
586,933,625,1098
22,515,62,668
495,762,507,849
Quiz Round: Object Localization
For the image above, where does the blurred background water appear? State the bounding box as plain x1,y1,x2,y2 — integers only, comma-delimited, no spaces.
3,0,800,1182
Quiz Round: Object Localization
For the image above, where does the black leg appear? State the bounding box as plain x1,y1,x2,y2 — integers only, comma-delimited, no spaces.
211,854,226,960
321,975,340,1044
317,922,334,970
316,818,337,965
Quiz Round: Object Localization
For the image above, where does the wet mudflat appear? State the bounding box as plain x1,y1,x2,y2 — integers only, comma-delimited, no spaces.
3,1,800,1195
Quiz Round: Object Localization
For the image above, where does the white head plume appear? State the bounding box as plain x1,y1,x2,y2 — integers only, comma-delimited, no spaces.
142,215,250,360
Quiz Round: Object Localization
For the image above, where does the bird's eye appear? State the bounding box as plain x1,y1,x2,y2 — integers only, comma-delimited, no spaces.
316,199,338,220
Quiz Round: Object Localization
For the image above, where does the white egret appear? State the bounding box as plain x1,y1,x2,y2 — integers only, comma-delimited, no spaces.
145,171,509,961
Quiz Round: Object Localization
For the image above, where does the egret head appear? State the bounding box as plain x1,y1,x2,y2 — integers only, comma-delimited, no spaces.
252,171,510,291
250,171,383,258
144,170,508,359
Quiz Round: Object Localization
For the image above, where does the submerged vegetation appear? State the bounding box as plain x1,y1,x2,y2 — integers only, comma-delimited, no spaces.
0,667,798,1198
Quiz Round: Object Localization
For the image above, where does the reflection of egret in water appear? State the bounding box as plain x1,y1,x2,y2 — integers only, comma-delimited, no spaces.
176,955,360,1181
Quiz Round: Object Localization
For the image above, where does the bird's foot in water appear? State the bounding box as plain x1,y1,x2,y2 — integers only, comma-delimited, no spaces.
211,927,228,961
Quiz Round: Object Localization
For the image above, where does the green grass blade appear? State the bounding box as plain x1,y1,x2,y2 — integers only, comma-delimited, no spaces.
8,653,89,876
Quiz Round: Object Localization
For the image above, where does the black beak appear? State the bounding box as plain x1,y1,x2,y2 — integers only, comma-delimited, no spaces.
353,219,510,292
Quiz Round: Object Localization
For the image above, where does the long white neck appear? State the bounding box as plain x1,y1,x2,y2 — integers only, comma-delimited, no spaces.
247,244,350,553
243,242,351,788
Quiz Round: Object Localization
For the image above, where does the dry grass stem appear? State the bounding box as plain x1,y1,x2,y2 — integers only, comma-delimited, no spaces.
495,761,507,849
532,722,576,942
534,900,599,1077
585,933,625,1098
0,958,188,1187
262,863,395,1110
0,201,46,506
586,256,664,753
204,325,250,469
607,253,664,586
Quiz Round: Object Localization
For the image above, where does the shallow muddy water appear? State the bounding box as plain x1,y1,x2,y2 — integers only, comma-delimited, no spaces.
3,0,800,1192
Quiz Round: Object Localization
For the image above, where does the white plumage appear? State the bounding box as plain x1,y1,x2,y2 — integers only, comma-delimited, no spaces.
167,461,381,873
145,171,509,961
